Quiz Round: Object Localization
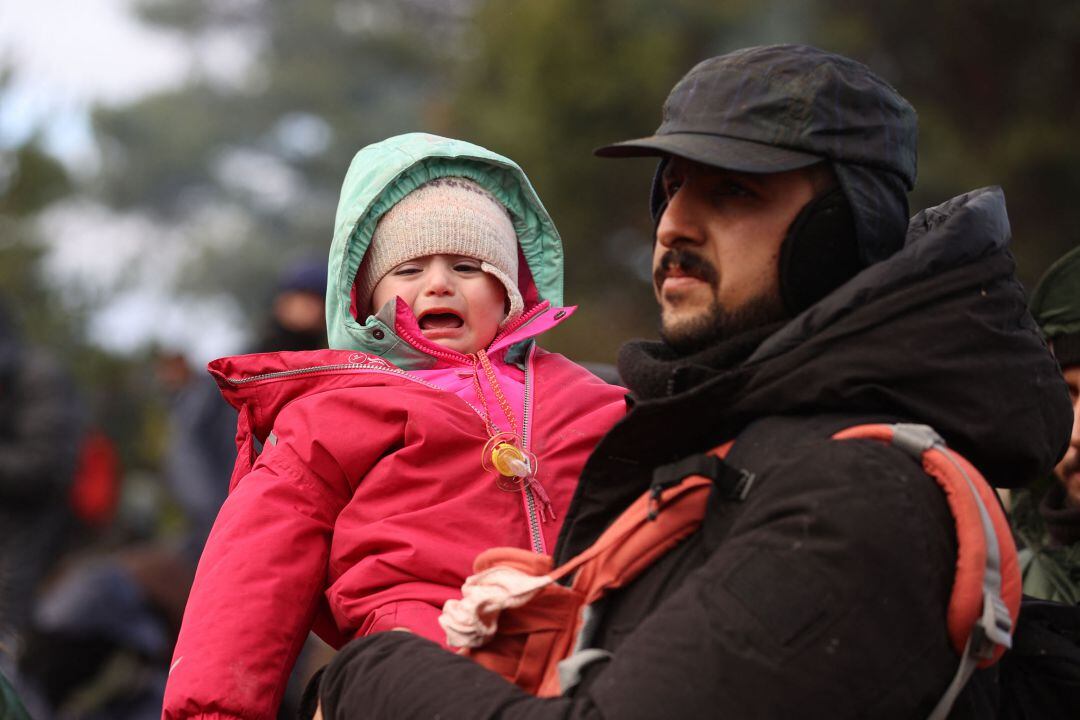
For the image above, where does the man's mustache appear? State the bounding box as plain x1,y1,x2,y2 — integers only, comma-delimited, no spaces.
654,248,719,290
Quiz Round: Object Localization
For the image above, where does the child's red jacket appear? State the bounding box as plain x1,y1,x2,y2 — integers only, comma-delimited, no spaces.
162,132,628,719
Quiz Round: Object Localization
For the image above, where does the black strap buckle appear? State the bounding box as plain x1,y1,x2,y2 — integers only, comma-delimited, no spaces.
648,453,755,520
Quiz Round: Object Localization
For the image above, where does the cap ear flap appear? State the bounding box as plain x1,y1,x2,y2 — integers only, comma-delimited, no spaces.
778,188,859,315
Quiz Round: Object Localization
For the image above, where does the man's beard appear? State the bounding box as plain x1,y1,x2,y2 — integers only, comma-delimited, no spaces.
660,292,787,354
655,247,787,355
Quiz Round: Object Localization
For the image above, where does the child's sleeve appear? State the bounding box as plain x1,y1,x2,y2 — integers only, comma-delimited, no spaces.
162,395,392,720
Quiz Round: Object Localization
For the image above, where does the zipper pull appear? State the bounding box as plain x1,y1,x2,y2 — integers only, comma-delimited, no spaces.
527,475,556,523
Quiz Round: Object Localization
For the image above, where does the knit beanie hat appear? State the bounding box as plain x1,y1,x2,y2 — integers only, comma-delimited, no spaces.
355,177,523,323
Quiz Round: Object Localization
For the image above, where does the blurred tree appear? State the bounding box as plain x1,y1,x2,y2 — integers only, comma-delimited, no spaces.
441,0,763,360
0,134,80,350
813,0,1080,288
0,70,164,491
0,139,71,219
91,0,468,322
61,0,1080,360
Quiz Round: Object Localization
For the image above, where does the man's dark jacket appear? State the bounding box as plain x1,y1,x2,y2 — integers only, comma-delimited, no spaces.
315,187,1071,719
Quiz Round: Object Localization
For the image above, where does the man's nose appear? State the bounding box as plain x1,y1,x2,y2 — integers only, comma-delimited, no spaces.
655,187,704,249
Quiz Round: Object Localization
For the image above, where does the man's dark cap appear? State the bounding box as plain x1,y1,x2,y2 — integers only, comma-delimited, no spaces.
1031,245,1080,367
597,44,919,265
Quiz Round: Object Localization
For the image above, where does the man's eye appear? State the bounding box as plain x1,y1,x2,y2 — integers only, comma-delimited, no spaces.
663,180,682,199
717,182,752,198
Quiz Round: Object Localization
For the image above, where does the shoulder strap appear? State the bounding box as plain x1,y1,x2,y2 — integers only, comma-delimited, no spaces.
549,439,745,601
832,423,1021,720
548,421,1019,715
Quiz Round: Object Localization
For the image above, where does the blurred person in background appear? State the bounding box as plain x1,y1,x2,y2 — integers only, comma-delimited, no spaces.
306,45,1070,720
0,296,82,657
11,266,333,720
1012,245,1080,604
156,258,330,561
255,259,330,353
154,349,237,560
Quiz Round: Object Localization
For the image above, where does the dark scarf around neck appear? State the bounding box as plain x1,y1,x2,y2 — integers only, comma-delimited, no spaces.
617,321,784,401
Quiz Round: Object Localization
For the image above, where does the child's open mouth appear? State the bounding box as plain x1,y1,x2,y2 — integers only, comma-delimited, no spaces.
418,311,464,332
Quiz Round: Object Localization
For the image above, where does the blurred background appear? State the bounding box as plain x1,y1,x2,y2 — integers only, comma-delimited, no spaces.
0,0,1077,716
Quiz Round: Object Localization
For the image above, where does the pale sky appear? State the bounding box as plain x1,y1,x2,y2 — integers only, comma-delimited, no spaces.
0,0,254,362
0,0,193,167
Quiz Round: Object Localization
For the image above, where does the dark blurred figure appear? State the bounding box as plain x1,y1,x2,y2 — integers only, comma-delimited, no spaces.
0,298,82,651
1,665,31,720
1012,245,1080,604
10,262,331,719
154,350,237,559
997,246,1080,720
19,555,180,720
256,259,328,353
14,350,233,720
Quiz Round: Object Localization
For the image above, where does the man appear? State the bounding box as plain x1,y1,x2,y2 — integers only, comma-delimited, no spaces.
1012,245,1080,604
307,45,1070,718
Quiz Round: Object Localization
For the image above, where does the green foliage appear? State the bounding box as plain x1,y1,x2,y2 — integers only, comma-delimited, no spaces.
91,0,463,320
6,0,1080,426
0,140,71,217
813,0,1080,288
0,232,73,346
442,0,763,359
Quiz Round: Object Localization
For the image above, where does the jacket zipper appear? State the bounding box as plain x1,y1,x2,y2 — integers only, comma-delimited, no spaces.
521,343,545,554
223,362,376,384
222,361,487,417
228,318,550,553
393,304,550,554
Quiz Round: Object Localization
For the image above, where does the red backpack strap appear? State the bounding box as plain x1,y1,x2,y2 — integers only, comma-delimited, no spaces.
832,423,1020,720
550,439,743,597
536,441,746,695
457,449,734,698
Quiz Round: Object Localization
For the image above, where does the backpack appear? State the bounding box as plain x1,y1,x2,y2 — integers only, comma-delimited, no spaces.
439,423,1021,719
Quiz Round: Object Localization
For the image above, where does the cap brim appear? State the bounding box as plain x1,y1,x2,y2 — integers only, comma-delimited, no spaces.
594,133,823,174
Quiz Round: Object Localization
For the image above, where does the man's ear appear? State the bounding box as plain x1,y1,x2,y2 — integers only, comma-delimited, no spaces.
777,188,859,315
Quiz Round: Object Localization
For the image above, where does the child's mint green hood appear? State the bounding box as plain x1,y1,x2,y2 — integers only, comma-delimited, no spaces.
326,133,564,359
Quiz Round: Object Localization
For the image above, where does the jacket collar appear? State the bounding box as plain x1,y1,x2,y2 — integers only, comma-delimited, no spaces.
360,298,575,370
